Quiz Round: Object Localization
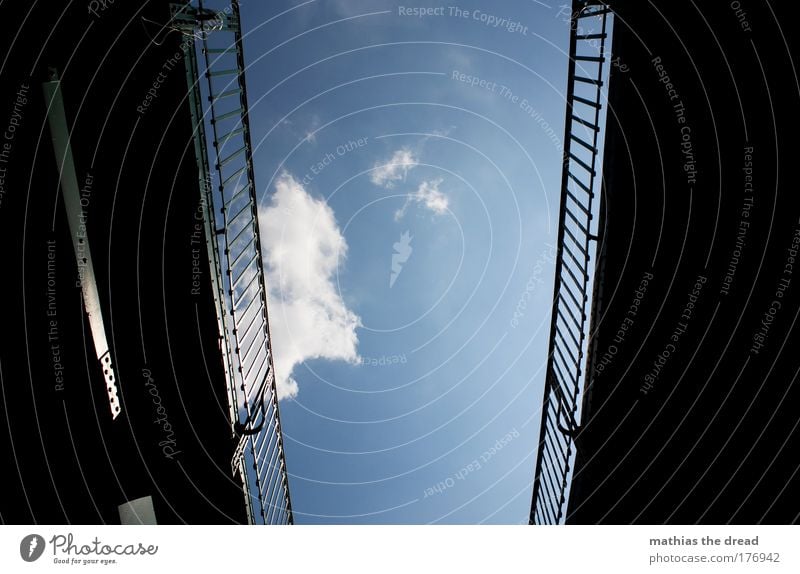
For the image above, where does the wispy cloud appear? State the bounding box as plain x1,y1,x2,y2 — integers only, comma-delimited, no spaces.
370,147,417,188
304,115,321,144
259,172,361,399
394,178,450,220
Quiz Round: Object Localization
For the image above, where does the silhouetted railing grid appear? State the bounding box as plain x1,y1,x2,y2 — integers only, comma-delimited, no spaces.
529,0,611,525
171,0,293,525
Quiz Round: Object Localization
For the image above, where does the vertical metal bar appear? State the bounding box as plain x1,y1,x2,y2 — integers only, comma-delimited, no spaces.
42,72,121,420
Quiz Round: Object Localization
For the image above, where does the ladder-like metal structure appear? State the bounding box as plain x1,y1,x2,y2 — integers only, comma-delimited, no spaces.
529,0,611,525
171,0,292,525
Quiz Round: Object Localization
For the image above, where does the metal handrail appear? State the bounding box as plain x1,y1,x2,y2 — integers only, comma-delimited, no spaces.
172,0,293,525
529,0,611,525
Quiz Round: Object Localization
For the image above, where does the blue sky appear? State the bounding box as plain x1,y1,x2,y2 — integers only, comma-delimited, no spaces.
235,0,572,524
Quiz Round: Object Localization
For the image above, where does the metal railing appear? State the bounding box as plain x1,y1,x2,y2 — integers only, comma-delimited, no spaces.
171,0,292,525
529,0,611,525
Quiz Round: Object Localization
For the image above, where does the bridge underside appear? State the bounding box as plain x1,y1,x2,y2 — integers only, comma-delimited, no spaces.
566,2,799,524
1,0,252,523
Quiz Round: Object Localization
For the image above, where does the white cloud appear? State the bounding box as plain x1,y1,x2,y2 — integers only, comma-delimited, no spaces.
394,178,450,220
259,172,361,399
413,178,449,214
370,148,417,188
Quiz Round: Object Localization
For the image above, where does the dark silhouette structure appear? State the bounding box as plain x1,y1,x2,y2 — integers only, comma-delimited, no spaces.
0,0,291,524
530,0,800,524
